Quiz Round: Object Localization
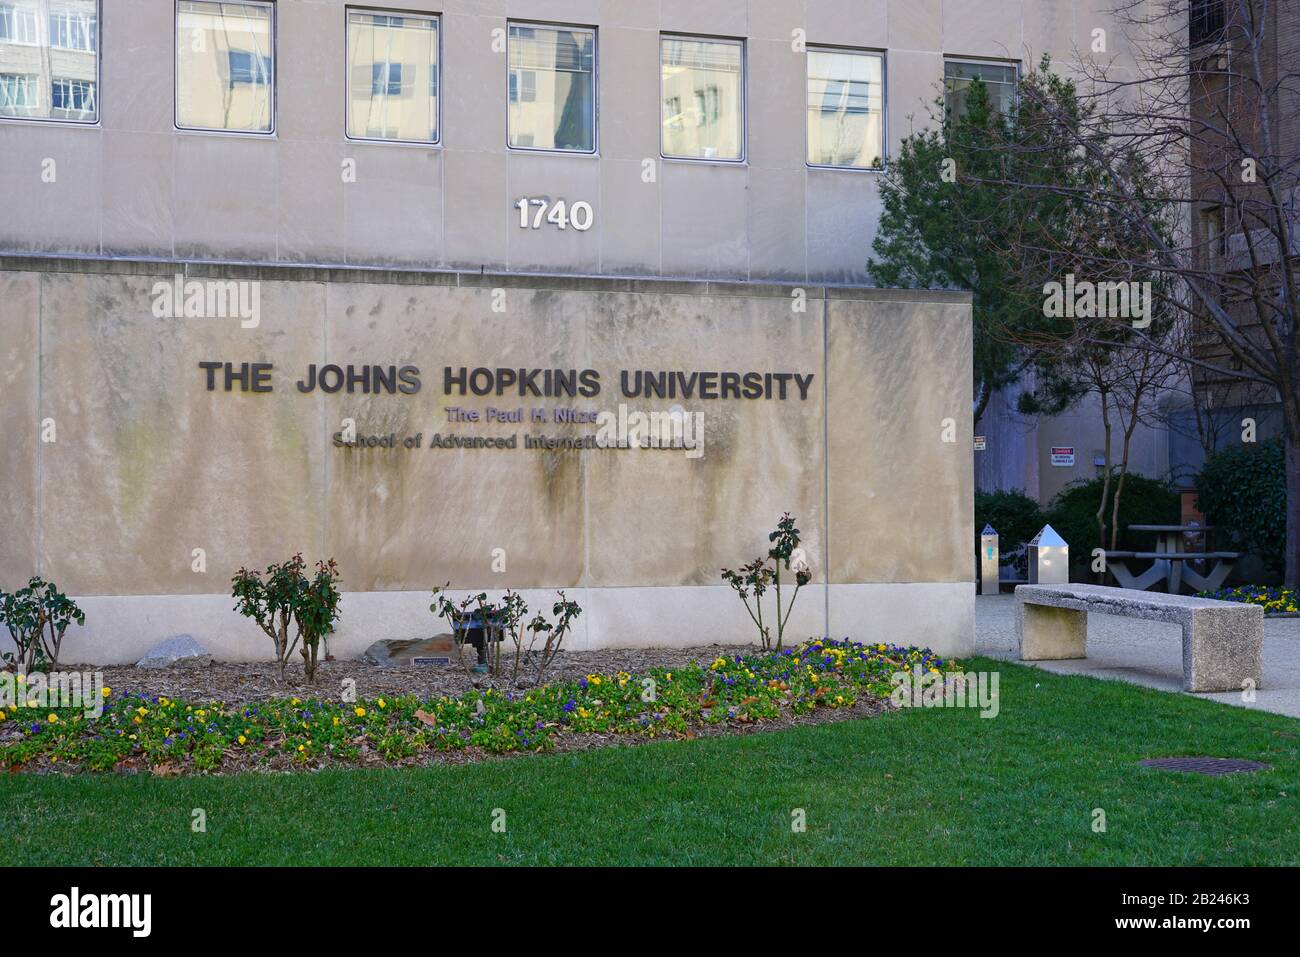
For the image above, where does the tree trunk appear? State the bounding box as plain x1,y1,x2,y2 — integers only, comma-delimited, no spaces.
1095,389,1113,583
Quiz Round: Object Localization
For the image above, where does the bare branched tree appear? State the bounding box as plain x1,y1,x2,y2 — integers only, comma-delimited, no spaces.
967,0,1298,584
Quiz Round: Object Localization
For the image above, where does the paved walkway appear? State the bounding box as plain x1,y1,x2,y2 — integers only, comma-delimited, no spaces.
976,594,1300,718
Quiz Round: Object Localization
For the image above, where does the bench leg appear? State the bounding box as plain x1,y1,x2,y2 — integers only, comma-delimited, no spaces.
1181,607,1264,693
1181,561,1234,595
1109,560,1165,591
1017,601,1087,661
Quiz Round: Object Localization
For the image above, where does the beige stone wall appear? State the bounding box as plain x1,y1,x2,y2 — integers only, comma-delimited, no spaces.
0,258,973,659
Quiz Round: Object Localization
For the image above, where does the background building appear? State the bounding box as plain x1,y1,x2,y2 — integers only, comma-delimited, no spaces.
2,0,1138,283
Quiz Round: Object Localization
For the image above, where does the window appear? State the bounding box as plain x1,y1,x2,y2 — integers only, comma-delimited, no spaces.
51,76,95,114
806,48,884,169
660,36,743,161
1199,205,1226,258
49,8,96,50
176,0,274,133
1190,0,1226,47
347,8,438,144
0,1,98,123
0,72,36,110
943,60,1017,119
507,22,595,153
0,3,38,44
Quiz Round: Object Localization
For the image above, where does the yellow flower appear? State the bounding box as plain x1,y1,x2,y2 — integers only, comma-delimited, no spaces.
136,706,148,716
332,717,340,726
291,698,301,706
0,711,6,722
354,707,366,717
237,735,247,745
378,698,387,709
133,716,143,725
102,687,111,698
15,674,23,684
47,713,58,723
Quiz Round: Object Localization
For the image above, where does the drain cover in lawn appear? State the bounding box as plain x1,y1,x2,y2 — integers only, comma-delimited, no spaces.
1140,757,1270,775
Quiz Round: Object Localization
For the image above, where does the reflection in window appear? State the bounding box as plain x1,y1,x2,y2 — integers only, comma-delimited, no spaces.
806,49,883,169
0,71,37,110
49,8,96,50
0,3,39,45
347,9,438,143
52,76,95,115
0,1,98,122
943,60,1017,119
227,49,270,86
661,37,743,160
508,23,595,152
176,0,274,133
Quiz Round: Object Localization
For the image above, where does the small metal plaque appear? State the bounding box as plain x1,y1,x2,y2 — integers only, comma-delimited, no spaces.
411,656,452,667
1140,757,1269,775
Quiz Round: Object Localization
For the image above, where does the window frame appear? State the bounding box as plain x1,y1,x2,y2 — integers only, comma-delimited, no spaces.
344,5,441,147
0,0,101,127
505,19,598,156
658,32,746,165
942,56,1019,121
804,44,887,173
174,0,277,136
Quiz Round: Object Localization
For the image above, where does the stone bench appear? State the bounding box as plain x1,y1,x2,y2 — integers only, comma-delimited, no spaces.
1015,583,1263,693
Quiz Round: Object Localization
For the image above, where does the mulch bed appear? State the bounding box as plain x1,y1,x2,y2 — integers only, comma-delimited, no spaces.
73,644,757,706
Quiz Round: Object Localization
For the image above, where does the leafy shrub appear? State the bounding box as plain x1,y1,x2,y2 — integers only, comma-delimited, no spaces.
231,555,341,683
722,513,812,651
0,578,85,672
430,587,582,685
295,560,342,683
1045,474,1180,573
1195,438,1286,576
975,489,1047,548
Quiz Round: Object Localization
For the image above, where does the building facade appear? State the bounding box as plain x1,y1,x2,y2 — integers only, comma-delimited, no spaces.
0,2,1142,663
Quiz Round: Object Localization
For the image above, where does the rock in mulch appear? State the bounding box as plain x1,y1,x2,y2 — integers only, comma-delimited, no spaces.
134,635,213,670
361,634,457,667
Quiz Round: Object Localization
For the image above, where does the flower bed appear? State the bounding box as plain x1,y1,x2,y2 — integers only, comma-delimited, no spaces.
1198,585,1299,617
0,639,953,775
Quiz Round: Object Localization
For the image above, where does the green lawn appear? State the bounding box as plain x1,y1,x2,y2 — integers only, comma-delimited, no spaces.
3,658,1297,866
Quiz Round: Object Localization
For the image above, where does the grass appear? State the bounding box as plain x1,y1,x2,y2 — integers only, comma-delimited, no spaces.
2,658,1297,866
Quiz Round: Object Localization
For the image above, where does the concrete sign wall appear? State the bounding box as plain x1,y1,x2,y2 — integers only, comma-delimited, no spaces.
0,258,974,662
